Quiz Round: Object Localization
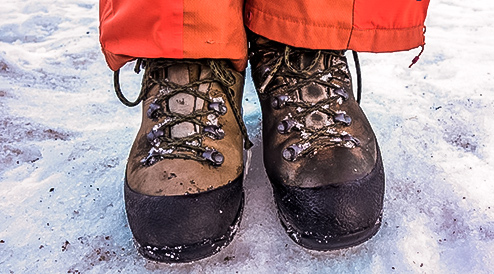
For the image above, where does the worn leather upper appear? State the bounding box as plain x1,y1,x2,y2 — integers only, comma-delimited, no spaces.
126,60,245,196
249,36,378,188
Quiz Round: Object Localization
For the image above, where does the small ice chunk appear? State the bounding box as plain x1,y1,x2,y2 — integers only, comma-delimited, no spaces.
320,73,332,81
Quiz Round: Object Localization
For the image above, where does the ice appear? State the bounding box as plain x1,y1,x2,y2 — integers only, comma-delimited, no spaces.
1,0,494,273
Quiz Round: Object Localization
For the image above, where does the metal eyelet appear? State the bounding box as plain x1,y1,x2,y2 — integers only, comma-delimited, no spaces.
146,129,165,144
277,119,298,134
282,144,304,161
334,113,352,125
342,134,361,147
202,149,224,166
147,102,162,120
271,95,289,109
334,88,349,100
208,102,227,115
203,125,225,140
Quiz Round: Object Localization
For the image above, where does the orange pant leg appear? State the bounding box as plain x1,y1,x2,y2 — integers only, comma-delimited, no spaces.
99,0,430,71
99,0,247,71
245,0,430,52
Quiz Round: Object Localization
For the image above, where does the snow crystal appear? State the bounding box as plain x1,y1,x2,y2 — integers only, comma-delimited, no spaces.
320,73,332,82
212,97,225,103
206,114,218,126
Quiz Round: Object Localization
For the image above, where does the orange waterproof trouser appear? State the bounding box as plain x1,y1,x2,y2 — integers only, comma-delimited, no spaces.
99,0,430,71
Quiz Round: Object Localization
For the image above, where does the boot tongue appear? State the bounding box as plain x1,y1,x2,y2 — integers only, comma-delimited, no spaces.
299,52,315,70
168,64,209,138
289,51,318,71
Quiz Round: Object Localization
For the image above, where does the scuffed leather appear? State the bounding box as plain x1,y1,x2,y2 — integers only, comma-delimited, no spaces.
122,59,246,262
249,33,385,249
126,60,245,196
249,35,378,187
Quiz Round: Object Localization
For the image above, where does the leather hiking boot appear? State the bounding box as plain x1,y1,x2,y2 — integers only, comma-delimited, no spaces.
249,34,385,251
113,59,251,262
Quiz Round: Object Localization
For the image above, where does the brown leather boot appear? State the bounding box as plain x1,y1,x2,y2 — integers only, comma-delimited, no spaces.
249,34,385,251
114,59,251,262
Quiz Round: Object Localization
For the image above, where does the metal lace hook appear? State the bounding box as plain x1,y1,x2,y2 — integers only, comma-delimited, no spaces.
208,60,253,149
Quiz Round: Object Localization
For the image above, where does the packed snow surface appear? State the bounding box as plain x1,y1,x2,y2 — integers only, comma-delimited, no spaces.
1,0,494,273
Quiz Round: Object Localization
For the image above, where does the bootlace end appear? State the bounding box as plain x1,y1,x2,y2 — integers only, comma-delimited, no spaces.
409,45,425,68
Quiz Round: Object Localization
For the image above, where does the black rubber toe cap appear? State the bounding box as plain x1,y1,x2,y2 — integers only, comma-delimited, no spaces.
124,174,244,263
271,149,385,251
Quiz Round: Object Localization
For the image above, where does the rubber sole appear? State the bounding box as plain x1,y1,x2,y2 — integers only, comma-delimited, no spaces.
278,208,382,251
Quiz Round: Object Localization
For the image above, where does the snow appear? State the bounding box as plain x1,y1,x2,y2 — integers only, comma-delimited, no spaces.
1,0,494,273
